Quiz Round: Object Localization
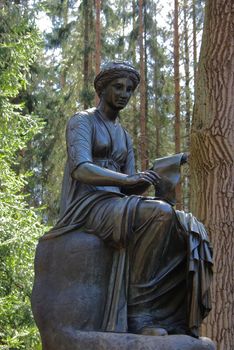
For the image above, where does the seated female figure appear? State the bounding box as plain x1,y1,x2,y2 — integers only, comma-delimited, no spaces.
33,61,212,339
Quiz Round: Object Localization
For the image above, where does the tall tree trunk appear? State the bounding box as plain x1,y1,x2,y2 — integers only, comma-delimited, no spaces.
153,5,160,158
154,69,160,158
132,0,138,167
183,0,191,150
143,1,148,124
190,1,234,349
173,0,182,208
95,0,101,106
183,0,191,210
89,3,94,99
139,0,148,170
192,0,197,90
83,0,90,109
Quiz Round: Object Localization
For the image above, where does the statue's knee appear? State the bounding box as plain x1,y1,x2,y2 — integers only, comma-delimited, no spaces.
158,201,174,221
136,200,174,227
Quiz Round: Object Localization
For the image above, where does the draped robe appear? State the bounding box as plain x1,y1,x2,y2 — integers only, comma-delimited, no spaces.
41,108,213,337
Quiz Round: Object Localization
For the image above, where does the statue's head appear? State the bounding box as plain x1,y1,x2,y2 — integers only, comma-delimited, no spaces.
94,61,140,98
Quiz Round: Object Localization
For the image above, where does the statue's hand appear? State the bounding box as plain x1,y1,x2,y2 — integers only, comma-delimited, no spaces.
124,170,161,189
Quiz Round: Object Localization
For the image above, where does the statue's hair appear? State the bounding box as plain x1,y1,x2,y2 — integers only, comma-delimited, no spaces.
94,61,140,97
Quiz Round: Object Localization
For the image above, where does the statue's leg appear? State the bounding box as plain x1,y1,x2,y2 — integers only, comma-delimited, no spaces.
127,199,188,335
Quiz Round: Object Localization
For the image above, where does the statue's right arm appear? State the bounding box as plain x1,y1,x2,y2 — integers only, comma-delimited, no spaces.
73,163,158,188
72,163,129,187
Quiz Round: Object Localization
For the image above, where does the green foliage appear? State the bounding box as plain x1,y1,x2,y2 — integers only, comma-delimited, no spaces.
0,3,46,349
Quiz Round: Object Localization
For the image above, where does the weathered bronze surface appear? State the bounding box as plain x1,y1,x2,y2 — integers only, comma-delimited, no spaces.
31,62,213,349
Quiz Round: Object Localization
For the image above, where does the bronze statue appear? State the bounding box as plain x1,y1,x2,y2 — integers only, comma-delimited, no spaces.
31,62,213,349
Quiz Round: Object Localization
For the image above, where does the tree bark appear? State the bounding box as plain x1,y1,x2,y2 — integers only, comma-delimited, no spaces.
183,0,191,210
132,0,138,167
144,1,148,125
154,71,160,158
183,0,191,151
139,0,148,170
190,1,234,349
192,0,197,90
83,0,91,109
153,8,160,158
95,0,101,106
173,0,182,208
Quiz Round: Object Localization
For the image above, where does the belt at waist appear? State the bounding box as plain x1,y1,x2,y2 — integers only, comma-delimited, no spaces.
93,158,122,172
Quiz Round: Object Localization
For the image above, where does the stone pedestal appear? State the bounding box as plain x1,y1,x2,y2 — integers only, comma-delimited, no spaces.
32,231,215,350
41,329,216,350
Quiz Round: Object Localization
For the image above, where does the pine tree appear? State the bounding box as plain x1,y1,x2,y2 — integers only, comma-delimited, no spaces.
0,3,45,348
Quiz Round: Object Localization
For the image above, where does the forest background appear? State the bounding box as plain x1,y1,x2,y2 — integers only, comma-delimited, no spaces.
0,0,233,350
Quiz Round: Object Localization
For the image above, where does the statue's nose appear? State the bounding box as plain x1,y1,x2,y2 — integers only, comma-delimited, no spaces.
120,90,128,98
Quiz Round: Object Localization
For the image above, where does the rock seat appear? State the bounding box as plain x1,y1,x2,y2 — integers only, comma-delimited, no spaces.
31,230,215,350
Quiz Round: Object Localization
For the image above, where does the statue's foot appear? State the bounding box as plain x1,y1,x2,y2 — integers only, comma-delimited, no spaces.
139,326,168,336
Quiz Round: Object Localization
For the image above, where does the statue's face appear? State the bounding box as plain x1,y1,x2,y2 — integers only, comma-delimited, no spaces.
102,77,134,110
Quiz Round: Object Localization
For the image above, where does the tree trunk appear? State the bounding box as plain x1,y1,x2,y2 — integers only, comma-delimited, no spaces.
192,0,197,90
144,2,148,125
183,0,191,210
190,1,234,349
154,74,160,158
88,4,94,102
95,0,101,106
173,0,182,208
132,0,138,167
83,0,91,109
183,0,191,150
153,9,160,158
139,0,148,170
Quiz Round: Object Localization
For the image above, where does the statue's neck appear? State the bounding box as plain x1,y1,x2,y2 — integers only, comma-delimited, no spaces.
97,101,119,122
